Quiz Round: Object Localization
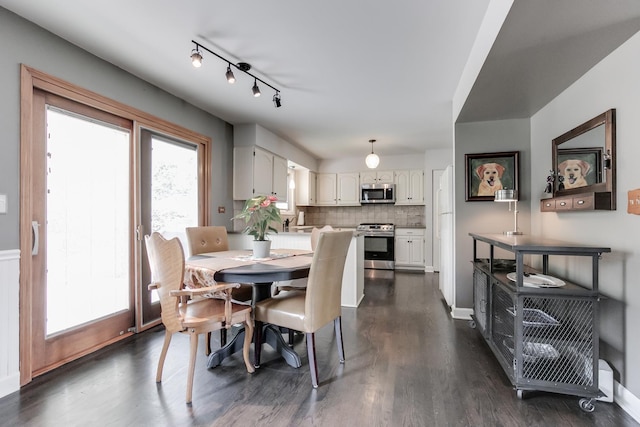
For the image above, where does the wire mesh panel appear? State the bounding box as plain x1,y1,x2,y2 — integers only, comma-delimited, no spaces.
473,269,489,335
518,295,597,395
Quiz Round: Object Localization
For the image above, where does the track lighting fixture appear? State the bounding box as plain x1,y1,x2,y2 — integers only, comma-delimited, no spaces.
225,64,235,84
365,139,380,169
190,47,203,68
252,79,261,97
190,40,281,107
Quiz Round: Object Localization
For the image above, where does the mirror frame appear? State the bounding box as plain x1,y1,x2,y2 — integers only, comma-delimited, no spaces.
552,109,616,200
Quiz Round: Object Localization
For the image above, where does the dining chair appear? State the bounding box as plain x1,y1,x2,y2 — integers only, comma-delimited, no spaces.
254,230,352,388
273,225,333,295
145,232,254,404
273,225,334,345
185,226,253,350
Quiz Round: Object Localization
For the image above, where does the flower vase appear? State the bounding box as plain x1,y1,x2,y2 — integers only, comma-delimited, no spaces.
252,240,271,259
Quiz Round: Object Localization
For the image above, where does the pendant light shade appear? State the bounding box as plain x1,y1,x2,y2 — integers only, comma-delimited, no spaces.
225,64,235,83
365,139,380,169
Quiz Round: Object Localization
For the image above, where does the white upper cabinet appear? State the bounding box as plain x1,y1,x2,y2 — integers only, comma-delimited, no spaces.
295,169,317,206
233,146,288,200
337,172,360,205
360,170,393,184
395,169,424,205
316,173,337,205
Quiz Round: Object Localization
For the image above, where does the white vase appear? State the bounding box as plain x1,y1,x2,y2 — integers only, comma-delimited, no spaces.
252,240,271,259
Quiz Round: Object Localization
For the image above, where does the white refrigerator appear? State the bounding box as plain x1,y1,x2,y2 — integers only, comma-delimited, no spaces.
437,165,454,307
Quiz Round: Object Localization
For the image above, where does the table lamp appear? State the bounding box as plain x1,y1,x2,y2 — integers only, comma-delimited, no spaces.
494,189,523,235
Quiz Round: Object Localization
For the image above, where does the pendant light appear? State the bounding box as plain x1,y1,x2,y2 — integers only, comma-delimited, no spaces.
365,139,380,169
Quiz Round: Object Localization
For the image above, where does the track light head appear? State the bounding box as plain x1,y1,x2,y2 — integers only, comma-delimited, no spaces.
252,79,261,97
226,64,235,84
273,92,282,108
190,48,203,68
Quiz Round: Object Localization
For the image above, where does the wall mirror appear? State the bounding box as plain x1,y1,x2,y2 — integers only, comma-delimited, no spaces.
551,109,616,208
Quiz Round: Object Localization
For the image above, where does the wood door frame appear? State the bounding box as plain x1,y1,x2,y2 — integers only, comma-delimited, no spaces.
19,65,211,386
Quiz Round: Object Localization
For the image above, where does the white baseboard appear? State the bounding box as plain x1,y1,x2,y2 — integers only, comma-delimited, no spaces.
451,306,473,320
614,381,640,422
0,369,19,399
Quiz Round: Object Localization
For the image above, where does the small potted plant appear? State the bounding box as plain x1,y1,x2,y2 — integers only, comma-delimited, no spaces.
232,195,282,258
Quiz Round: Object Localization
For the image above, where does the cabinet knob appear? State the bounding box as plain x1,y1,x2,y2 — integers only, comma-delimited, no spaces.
545,203,551,207
560,202,566,206
577,200,585,205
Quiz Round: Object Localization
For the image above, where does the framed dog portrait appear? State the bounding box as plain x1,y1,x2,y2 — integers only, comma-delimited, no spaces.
557,147,602,189
465,151,519,201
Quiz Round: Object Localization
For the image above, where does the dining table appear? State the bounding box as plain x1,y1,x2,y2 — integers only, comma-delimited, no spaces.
184,248,313,369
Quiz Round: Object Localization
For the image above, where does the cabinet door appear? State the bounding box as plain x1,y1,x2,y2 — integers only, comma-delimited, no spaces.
409,170,424,204
409,237,424,265
316,173,337,205
271,155,288,199
394,170,410,204
360,171,377,184
337,172,360,205
253,147,274,196
395,237,411,265
308,171,317,204
376,170,394,184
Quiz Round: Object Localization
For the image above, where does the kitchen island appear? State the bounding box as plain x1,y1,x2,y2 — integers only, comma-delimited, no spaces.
228,229,364,307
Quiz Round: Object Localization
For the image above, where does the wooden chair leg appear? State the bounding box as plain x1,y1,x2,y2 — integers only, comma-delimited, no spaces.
334,316,345,363
156,329,173,383
254,321,263,367
205,332,212,356
186,331,198,404
306,332,319,388
242,314,255,373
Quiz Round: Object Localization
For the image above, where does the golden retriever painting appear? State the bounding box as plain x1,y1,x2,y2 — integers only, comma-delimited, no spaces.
558,159,590,189
475,162,505,196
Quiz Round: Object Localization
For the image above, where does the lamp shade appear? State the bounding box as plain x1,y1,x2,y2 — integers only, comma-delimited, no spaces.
365,153,380,169
494,189,518,202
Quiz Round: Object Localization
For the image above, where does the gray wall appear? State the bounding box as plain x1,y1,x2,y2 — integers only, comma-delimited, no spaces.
530,30,640,396
0,7,235,251
453,118,531,308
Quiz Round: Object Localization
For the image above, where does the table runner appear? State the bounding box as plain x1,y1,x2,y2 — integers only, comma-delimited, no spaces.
184,249,313,288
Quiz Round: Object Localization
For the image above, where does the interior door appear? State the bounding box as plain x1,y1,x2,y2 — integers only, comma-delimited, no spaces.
30,90,135,377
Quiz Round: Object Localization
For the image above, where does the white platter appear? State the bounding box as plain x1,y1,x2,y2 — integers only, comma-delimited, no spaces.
506,272,565,288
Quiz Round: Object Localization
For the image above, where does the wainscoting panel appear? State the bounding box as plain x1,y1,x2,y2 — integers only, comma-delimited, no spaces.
0,250,20,398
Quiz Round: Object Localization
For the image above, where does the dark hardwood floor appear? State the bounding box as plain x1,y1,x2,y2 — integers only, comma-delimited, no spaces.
1,271,637,427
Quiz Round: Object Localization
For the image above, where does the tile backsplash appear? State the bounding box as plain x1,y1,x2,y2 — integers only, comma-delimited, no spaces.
232,202,425,232
299,205,425,227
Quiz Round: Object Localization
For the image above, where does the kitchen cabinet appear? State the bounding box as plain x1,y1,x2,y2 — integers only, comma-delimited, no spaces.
394,169,424,205
469,233,610,411
316,173,337,205
360,170,394,184
295,169,317,206
233,146,288,200
337,172,360,205
395,228,425,269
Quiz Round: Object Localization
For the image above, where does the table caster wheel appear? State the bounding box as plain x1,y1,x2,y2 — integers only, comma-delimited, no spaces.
468,320,476,329
517,389,525,400
579,398,595,413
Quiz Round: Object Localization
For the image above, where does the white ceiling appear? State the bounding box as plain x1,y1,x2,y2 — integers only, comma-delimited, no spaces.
2,0,640,160
0,0,490,159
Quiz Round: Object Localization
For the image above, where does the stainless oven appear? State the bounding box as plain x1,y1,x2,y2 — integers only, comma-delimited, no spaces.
356,223,395,270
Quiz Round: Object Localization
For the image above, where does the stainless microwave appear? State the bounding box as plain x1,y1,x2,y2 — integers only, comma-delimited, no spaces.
360,184,395,204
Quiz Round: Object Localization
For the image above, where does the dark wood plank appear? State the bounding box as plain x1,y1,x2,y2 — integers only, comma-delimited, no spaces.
0,271,637,426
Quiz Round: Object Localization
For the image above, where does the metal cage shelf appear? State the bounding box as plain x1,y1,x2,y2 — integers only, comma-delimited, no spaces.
469,233,610,413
